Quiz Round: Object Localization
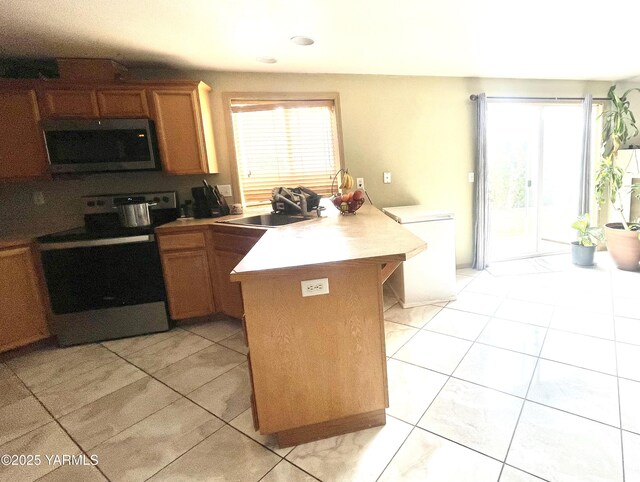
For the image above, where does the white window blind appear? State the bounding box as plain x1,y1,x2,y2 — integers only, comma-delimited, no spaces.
230,99,341,205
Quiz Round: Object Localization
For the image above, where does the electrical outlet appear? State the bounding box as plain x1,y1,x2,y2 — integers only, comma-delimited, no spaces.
356,177,365,189
217,184,232,197
301,278,330,297
32,191,45,205
383,172,391,184
468,172,475,183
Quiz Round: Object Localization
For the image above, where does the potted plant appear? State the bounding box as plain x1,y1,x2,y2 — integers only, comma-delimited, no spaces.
570,213,603,266
595,85,640,271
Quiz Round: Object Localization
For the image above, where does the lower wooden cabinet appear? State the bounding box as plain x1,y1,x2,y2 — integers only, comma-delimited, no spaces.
0,243,50,353
209,225,266,320
161,249,216,320
211,250,245,319
157,224,265,321
157,229,216,320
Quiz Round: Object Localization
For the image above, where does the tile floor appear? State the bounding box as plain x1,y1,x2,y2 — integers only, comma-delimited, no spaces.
1,252,639,481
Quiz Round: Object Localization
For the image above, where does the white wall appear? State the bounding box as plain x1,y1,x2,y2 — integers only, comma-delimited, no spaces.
0,71,612,265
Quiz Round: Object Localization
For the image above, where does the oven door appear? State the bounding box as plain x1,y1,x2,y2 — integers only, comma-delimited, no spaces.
39,236,170,346
40,236,166,314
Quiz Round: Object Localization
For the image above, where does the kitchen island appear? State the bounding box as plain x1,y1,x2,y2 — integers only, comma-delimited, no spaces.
230,205,425,446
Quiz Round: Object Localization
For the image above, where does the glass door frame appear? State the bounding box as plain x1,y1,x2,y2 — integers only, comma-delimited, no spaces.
486,99,597,263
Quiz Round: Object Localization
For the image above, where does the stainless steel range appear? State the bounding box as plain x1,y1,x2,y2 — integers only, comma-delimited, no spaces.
37,192,179,346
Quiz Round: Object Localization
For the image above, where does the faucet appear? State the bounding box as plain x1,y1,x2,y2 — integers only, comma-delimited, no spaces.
273,188,320,218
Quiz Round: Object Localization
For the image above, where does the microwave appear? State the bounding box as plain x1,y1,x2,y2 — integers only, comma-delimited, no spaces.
42,118,160,174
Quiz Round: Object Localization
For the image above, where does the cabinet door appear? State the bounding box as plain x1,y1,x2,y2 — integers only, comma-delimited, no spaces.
212,250,245,319
41,89,99,118
0,246,49,353
161,249,215,320
97,89,149,117
0,90,49,179
151,88,211,174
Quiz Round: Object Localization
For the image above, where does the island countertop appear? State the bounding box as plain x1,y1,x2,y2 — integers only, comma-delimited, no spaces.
230,204,426,279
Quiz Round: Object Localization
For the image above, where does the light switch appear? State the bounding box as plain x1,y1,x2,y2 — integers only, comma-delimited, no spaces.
468,172,475,183
383,172,391,184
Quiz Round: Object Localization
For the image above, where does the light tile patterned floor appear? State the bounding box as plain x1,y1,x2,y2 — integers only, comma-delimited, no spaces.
0,252,638,481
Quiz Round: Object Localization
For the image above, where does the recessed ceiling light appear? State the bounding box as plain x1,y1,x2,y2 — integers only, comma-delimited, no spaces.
290,36,314,46
256,57,277,64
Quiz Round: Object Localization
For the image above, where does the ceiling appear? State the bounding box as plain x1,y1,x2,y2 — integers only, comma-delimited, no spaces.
2,0,640,81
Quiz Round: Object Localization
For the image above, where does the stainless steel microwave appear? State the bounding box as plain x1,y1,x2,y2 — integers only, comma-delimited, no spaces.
42,118,160,174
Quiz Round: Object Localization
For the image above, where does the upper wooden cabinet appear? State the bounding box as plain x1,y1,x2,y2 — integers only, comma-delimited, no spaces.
96,88,149,117
150,82,218,175
40,89,100,118
0,78,219,179
41,87,150,119
0,242,50,353
0,89,49,180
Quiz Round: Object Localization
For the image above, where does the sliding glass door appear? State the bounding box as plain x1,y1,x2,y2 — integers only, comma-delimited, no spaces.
486,101,593,262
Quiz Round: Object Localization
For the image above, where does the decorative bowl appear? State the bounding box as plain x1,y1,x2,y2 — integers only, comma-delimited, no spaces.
330,190,366,215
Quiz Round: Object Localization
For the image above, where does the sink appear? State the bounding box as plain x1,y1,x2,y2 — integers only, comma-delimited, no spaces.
221,213,309,227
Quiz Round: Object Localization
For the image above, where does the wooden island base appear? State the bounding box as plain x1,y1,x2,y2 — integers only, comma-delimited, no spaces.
230,206,425,447
275,409,386,447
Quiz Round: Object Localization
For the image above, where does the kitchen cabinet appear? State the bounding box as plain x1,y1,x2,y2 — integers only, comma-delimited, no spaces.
0,89,49,180
150,82,218,175
42,87,150,118
1,78,218,179
209,225,266,320
230,206,426,446
156,222,265,321
0,242,50,353
40,88,100,118
157,229,217,320
96,88,149,117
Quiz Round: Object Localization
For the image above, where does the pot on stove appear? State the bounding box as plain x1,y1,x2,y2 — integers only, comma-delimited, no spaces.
114,201,157,228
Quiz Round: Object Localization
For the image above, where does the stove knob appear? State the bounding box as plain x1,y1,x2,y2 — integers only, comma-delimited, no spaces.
96,200,105,206
87,201,95,207
153,197,161,203
162,196,169,203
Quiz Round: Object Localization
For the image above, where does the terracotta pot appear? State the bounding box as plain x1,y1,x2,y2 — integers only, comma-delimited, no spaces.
604,223,640,271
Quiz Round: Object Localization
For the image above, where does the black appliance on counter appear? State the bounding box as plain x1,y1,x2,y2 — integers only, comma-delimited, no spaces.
192,181,230,218
42,118,160,174
37,191,178,346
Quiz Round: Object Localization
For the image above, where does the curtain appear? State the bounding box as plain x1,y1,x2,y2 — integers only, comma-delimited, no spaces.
472,93,489,270
578,94,593,215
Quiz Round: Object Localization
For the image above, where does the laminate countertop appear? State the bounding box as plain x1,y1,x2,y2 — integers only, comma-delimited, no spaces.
230,204,426,279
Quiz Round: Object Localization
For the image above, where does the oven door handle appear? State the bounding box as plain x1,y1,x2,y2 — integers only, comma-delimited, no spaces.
39,234,155,251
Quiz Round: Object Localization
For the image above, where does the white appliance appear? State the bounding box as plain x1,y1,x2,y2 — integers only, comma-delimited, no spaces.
382,206,456,307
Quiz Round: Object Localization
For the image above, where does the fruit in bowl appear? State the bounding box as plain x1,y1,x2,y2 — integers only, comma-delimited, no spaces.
331,189,366,214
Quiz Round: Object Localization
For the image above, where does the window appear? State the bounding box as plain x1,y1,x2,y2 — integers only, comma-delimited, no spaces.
225,94,343,205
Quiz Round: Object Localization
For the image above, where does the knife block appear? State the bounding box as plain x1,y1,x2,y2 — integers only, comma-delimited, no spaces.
192,187,223,218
